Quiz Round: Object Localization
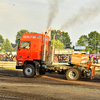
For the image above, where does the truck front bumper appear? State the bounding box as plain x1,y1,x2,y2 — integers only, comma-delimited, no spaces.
16,65,23,69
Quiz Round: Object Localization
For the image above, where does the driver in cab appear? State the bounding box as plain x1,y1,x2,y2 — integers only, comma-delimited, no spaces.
26,43,30,49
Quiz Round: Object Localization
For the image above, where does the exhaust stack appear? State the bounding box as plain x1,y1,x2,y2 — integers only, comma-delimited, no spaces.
42,32,47,61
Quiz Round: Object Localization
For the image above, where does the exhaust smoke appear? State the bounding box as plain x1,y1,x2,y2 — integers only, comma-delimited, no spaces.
47,0,64,29
60,1,100,30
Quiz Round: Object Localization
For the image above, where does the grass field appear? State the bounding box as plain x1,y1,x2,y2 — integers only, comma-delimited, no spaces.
0,66,16,70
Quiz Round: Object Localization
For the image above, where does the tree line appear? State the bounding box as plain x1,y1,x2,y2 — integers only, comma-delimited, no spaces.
0,30,29,52
76,31,100,54
0,29,100,54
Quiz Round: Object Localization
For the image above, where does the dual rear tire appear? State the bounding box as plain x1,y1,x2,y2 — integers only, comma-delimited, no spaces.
66,68,81,81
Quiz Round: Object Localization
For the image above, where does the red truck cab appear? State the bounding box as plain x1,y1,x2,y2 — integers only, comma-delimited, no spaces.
16,32,51,77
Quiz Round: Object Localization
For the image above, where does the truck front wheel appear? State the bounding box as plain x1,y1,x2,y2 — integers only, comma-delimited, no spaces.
66,68,81,81
23,64,35,78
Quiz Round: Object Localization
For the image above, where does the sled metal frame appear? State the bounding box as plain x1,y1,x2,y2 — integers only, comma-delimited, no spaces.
83,62,100,79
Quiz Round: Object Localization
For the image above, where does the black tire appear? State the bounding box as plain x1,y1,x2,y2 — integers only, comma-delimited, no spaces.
66,68,81,81
36,70,45,77
23,64,35,78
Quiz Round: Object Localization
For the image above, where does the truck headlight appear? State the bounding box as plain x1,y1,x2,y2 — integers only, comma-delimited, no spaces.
18,61,22,66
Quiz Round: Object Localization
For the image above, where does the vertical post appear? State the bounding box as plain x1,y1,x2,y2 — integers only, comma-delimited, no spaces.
51,35,55,62
58,32,62,54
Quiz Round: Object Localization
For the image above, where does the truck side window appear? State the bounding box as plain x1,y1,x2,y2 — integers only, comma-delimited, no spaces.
20,42,30,49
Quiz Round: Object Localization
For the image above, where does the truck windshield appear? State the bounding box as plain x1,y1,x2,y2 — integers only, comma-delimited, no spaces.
20,42,30,49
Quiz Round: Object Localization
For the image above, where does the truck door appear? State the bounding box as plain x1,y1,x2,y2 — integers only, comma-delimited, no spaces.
17,41,31,59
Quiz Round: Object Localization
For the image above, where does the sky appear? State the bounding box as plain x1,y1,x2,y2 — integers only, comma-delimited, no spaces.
0,0,100,45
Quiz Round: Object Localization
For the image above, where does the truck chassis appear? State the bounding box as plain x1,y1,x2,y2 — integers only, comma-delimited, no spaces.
16,61,92,81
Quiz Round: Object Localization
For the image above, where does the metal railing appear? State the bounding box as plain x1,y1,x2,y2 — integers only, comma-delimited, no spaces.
0,61,16,68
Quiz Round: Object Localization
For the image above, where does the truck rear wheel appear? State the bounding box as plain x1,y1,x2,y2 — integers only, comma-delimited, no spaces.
66,68,81,81
23,64,35,78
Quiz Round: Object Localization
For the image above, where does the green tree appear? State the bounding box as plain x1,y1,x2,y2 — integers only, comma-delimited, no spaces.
88,31,100,54
76,35,88,46
51,30,71,48
15,29,29,45
51,40,64,49
0,35,4,46
11,43,17,48
1,39,13,52
51,30,57,40
61,31,71,46
76,31,100,54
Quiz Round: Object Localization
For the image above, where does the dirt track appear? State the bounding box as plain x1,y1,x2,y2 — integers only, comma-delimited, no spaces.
0,69,100,100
